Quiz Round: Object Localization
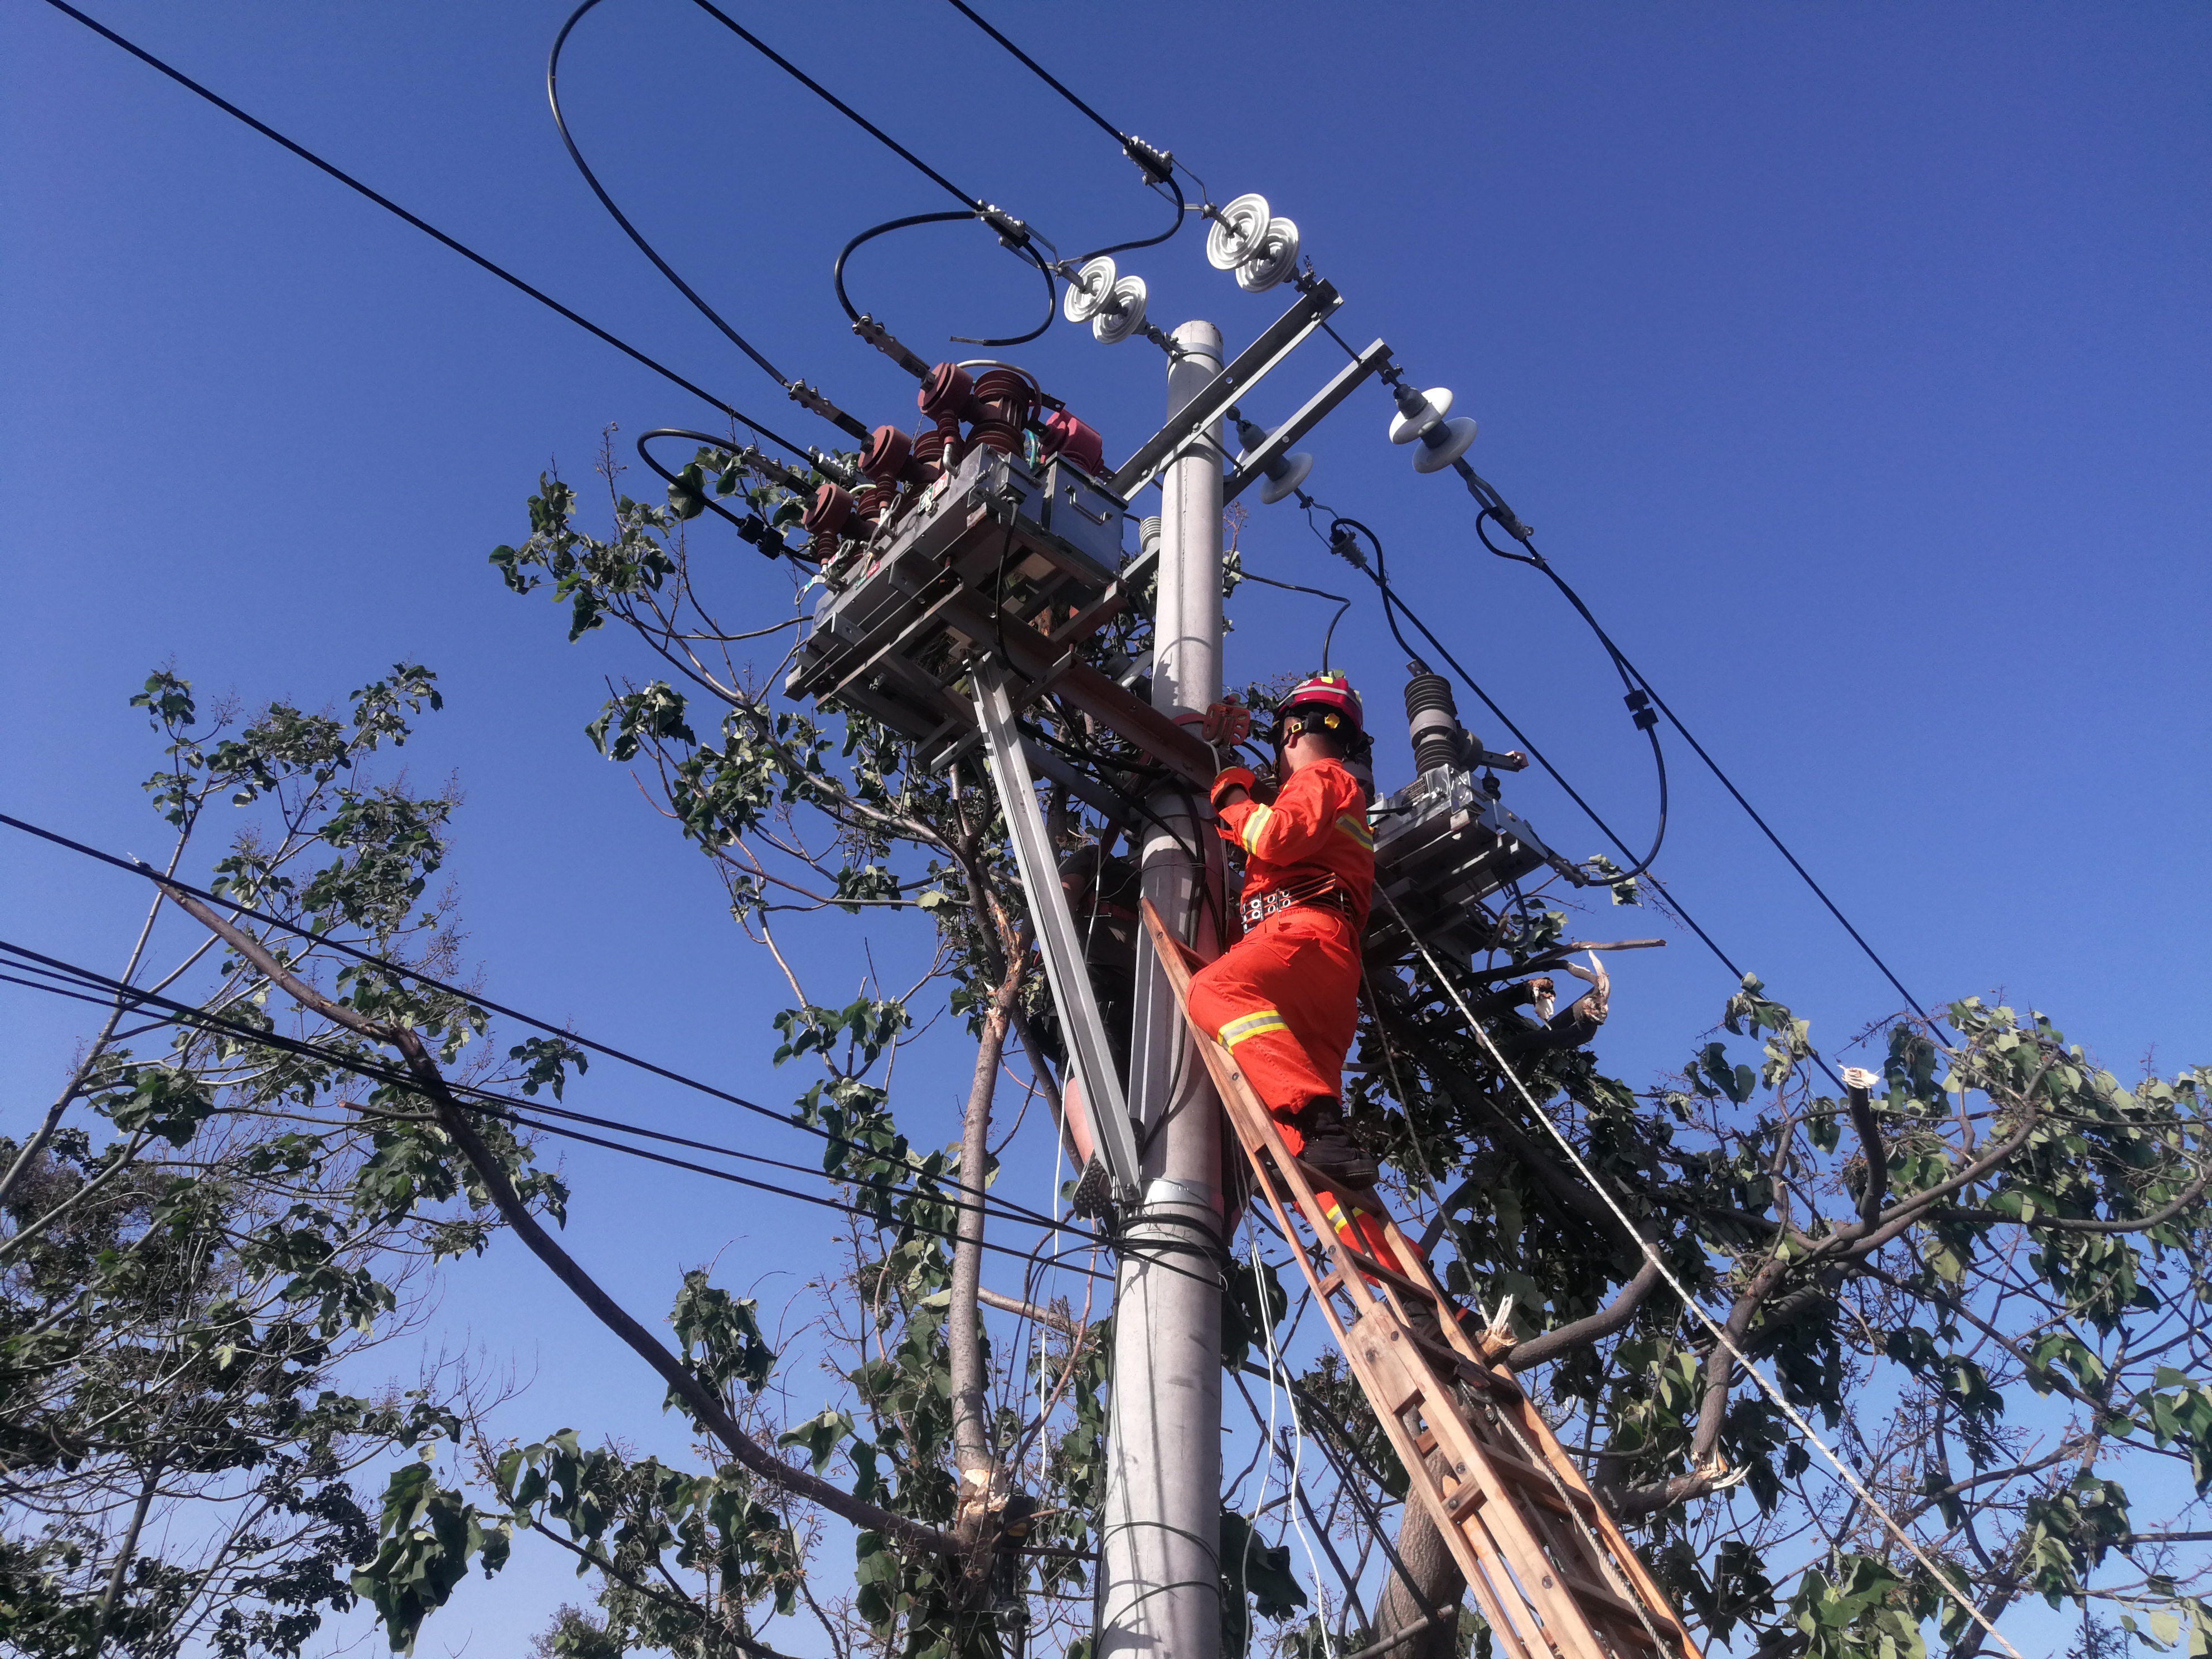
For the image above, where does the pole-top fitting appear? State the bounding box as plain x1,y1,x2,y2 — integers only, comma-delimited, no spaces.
1122,134,1173,186
978,204,1032,250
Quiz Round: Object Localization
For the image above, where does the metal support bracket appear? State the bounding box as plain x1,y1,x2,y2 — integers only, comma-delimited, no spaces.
1224,338,1395,503
1109,282,1343,498
972,662,1143,1208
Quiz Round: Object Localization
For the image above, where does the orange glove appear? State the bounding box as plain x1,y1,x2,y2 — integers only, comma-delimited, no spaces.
1209,765,1258,811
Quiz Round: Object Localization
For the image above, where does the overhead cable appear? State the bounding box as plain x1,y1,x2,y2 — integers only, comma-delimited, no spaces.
0,811,1044,1224
1458,468,1936,1024
547,0,797,392
937,0,1190,265
2,812,1235,1291
0,938,1079,1247
1375,887,2025,1659
35,0,820,465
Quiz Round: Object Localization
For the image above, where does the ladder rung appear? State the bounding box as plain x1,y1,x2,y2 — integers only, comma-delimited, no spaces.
1562,1570,1671,1642
1335,1248,1439,1304
1488,1447,1595,1506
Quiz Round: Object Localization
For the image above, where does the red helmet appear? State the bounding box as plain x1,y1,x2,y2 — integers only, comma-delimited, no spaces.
1274,671,1367,752
1278,671,1364,729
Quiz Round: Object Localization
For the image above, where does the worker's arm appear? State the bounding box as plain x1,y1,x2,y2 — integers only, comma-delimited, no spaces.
1225,761,1361,864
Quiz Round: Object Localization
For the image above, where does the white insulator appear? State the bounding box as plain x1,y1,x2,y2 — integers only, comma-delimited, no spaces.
1205,192,1272,270
1388,386,1454,445
1063,255,1118,324
1092,275,1149,345
1410,415,1478,473
1234,216,1301,293
1257,451,1313,505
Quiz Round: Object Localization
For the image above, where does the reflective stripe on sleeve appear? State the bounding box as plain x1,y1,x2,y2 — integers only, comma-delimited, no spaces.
1238,803,1276,855
1335,812,1376,851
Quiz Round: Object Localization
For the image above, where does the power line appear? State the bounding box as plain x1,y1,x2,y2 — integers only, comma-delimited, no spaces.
937,0,1190,266
942,0,1124,150
1377,885,2025,1659
1457,471,1936,1024
0,938,1101,1275
547,0,795,392
35,0,820,466
3,934,1229,1292
0,811,1056,1228
3,814,1234,1291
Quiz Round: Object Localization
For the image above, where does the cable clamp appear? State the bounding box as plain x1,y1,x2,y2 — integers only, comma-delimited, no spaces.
1122,134,1173,186
1327,528,1368,570
851,314,932,381
1624,688,1658,732
978,204,1032,250
788,381,868,443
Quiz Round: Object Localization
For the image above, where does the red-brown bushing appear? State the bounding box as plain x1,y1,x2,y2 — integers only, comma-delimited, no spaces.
918,362,976,423
917,362,975,470
1037,409,1106,477
860,424,912,485
801,481,856,536
967,368,1036,457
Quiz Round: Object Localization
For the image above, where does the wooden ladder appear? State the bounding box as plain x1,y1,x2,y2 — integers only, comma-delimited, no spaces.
1141,900,1702,1659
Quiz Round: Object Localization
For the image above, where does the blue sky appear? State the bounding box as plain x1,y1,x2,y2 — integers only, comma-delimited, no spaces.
4,3,2207,1654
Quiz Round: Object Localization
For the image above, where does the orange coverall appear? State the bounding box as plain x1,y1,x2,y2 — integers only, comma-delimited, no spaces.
1187,756,1406,1268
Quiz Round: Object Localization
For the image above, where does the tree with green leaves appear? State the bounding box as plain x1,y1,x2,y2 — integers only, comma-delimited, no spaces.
17,426,2212,1659
0,665,564,1657
467,435,2212,1659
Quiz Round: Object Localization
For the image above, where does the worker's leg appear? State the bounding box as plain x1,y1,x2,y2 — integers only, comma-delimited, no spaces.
1186,910,1347,1136
1190,908,1372,1187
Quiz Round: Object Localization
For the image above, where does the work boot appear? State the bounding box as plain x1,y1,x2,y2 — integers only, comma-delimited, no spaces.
1291,1098,1379,1187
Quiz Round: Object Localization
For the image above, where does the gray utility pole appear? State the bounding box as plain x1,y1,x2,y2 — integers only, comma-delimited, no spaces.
1098,319,1228,1659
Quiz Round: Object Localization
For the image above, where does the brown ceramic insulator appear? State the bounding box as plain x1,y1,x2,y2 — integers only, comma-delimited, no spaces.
967,368,1036,457
859,424,913,486
1037,409,1107,476
918,361,976,423
908,422,947,486
801,481,856,536
917,362,973,472
853,483,895,524
810,528,841,562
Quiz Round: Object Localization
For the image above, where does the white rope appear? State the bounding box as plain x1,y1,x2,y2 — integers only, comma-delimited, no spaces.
1253,1227,1337,1659
1377,891,2023,1659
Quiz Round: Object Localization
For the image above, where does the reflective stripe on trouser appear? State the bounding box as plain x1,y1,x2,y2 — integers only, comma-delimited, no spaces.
1186,904,1363,1139
1320,1194,1414,1275
1187,905,1419,1274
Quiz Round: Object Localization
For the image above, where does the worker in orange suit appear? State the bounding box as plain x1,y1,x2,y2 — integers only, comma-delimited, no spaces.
1187,673,1409,1273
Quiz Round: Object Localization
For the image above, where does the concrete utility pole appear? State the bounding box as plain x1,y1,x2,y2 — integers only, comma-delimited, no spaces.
1098,320,1228,1659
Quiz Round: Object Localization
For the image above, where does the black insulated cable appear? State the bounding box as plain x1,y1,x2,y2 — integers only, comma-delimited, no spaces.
1321,540,1856,1092
1455,464,1933,1024
0,812,1058,1223
1233,570,1353,675
0,937,1085,1250
937,0,1190,265
7,937,1234,1292
1332,515,1669,886
634,428,816,562
835,211,1059,352
548,0,795,392
34,0,821,466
